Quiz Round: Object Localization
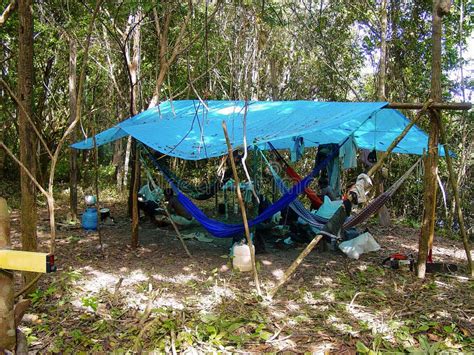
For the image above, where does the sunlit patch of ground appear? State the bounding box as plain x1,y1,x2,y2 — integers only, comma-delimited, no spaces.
8,204,474,353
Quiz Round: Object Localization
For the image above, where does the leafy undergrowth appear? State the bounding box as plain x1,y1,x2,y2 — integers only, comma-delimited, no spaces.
22,259,473,353
9,202,473,353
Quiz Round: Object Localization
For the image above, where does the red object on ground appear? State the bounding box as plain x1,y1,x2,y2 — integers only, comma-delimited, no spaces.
284,166,323,208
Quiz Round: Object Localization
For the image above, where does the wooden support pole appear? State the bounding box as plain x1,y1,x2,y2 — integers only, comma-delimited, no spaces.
438,115,473,277
0,197,16,350
268,235,323,298
367,100,432,178
386,102,471,110
222,121,262,296
417,0,447,279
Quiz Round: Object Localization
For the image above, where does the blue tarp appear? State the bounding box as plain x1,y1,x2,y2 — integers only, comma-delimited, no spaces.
72,100,446,159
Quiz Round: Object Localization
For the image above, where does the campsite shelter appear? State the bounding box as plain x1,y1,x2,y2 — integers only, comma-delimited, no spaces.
72,99,468,292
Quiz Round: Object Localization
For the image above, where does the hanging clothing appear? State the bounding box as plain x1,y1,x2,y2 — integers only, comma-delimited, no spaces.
290,136,305,162
360,149,374,168
315,143,341,196
328,157,341,196
340,134,358,170
139,183,163,203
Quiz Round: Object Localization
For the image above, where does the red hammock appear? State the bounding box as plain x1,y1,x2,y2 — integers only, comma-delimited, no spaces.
268,142,323,208
284,165,323,208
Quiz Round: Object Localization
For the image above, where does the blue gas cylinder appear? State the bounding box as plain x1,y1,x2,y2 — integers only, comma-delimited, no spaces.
82,208,98,231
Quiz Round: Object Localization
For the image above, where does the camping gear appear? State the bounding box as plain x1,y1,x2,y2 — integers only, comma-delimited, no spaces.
145,138,342,238
382,253,415,270
233,243,254,272
343,158,421,229
148,156,229,200
100,208,111,222
85,195,96,206
338,232,380,259
314,196,344,220
82,208,98,231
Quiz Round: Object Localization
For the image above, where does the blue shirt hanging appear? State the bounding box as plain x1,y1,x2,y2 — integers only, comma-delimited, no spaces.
291,136,305,162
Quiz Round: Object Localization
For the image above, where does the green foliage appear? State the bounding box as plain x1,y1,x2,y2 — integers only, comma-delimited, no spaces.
81,296,99,312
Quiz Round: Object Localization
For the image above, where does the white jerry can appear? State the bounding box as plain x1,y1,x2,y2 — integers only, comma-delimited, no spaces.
232,243,254,272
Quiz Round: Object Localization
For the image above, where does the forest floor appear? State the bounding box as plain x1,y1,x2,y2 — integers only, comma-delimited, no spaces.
8,198,474,354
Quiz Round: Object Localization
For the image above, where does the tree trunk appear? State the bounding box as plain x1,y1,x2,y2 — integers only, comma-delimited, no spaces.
0,198,15,351
18,0,37,291
123,135,132,190
113,138,124,192
376,0,391,227
417,0,447,278
68,39,79,222
125,10,142,246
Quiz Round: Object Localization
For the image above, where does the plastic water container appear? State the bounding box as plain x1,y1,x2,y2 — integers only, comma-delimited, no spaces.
233,244,254,272
82,208,98,231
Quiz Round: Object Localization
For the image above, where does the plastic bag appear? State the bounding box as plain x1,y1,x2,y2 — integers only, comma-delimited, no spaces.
338,232,380,259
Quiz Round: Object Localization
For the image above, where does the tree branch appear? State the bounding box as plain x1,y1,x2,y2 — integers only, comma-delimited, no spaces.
0,78,53,159
0,0,16,27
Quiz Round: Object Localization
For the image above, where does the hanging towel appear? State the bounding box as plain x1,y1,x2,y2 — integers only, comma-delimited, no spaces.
340,134,358,170
290,136,305,162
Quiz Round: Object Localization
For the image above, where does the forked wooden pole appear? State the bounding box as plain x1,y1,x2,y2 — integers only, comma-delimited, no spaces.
222,121,262,296
438,114,473,277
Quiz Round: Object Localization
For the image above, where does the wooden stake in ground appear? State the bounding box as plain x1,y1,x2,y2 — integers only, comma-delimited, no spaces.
438,114,473,277
0,197,15,350
222,121,261,296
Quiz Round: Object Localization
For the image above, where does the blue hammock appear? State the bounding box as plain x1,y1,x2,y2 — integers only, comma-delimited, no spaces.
259,150,327,230
145,142,344,238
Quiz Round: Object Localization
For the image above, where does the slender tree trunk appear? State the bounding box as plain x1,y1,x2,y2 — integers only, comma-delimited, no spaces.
0,198,15,350
125,10,142,246
417,0,448,278
123,135,132,190
69,39,79,222
375,0,391,227
18,0,37,291
113,138,124,192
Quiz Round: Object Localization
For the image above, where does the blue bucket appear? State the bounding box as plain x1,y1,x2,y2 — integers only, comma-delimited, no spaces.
82,208,98,231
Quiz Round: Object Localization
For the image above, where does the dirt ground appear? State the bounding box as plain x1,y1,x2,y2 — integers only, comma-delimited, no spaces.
8,201,474,353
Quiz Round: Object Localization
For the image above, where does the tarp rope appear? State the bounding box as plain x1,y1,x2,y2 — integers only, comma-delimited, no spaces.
267,142,323,208
144,140,346,238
